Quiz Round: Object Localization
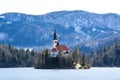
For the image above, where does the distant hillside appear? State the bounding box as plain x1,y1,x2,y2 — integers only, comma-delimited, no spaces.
0,10,120,53
91,40,120,67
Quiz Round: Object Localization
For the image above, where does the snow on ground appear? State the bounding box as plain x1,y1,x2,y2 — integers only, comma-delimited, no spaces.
0,67,120,80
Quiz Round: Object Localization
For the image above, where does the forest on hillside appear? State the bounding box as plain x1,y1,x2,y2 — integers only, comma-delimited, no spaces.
0,40,120,68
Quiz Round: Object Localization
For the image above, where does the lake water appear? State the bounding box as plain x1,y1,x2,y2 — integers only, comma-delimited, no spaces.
0,67,120,80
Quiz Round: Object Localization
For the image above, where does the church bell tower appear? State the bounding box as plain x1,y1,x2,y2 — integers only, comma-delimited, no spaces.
53,30,59,48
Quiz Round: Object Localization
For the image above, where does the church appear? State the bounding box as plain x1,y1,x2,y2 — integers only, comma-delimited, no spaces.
51,30,70,57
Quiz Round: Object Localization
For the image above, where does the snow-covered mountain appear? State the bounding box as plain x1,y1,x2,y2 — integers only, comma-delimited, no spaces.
0,10,120,53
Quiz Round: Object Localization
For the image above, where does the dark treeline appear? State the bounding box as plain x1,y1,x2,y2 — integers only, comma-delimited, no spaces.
91,40,120,67
0,40,120,68
0,44,36,67
0,44,89,68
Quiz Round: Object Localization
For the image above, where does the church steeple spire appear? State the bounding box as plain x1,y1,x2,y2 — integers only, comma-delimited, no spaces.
53,30,57,40
53,30,59,48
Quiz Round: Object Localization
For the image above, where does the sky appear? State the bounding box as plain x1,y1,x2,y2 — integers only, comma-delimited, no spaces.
0,0,120,15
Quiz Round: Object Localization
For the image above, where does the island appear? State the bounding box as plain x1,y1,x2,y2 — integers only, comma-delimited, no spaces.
34,31,90,69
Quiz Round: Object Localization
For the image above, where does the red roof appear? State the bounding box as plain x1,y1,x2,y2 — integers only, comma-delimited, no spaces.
56,45,69,51
52,45,69,52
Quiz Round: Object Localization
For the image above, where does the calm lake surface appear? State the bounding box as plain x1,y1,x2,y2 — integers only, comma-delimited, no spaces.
0,67,120,80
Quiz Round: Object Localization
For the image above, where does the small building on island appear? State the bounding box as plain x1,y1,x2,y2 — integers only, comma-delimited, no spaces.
51,30,70,57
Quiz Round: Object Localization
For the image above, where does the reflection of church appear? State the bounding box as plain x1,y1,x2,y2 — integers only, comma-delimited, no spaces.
51,30,70,57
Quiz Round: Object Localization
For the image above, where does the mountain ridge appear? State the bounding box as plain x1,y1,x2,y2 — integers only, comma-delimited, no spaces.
0,10,120,53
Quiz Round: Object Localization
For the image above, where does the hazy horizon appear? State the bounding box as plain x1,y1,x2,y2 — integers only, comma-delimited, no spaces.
0,0,120,15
